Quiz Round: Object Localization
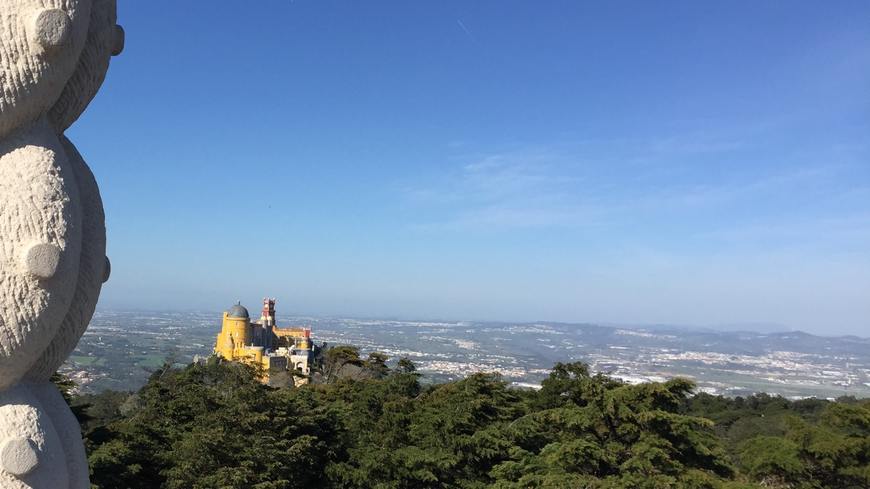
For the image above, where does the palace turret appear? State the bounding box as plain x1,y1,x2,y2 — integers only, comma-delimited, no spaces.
214,298,318,387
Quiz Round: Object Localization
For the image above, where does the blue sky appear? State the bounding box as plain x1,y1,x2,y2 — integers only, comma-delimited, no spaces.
71,1,870,335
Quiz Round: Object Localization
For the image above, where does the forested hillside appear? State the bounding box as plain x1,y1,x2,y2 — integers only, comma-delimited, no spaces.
64,349,870,489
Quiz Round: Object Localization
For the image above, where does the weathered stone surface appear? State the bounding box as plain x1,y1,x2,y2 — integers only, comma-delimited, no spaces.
30,9,74,52
22,243,63,280
0,386,68,488
0,1,122,487
0,438,40,476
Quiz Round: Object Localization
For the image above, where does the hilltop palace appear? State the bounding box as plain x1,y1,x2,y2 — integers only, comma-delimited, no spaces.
214,299,319,387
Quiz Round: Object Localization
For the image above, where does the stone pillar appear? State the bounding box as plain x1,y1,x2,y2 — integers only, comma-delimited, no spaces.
0,1,123,487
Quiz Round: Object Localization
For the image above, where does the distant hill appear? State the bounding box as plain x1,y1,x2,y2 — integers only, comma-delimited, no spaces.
62,310,870,399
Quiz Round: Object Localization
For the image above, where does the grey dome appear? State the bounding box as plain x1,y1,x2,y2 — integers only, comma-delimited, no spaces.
227,303,249,319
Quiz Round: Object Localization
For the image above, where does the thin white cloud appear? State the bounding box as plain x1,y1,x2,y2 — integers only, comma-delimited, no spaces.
404,135,869,249
697,213,870,250
411,204,605,232
406,148,597,231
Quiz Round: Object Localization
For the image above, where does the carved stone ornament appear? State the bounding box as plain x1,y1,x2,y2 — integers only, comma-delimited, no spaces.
0,1,123,487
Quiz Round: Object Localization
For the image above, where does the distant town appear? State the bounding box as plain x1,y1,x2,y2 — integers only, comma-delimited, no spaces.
62,308,870,400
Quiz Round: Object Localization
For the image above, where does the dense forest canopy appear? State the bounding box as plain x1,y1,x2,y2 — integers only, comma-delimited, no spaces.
63,349,870,489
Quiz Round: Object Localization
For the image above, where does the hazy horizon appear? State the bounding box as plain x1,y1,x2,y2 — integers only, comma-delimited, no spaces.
92,304,868,340
78,1,869,336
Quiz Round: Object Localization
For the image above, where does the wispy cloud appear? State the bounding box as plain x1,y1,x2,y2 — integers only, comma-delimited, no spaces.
647,134,746,156
413,204,605,232
404,133,869,249
455,19,477,43
697,213,870,251
633,164,852,210
406,149,598,231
